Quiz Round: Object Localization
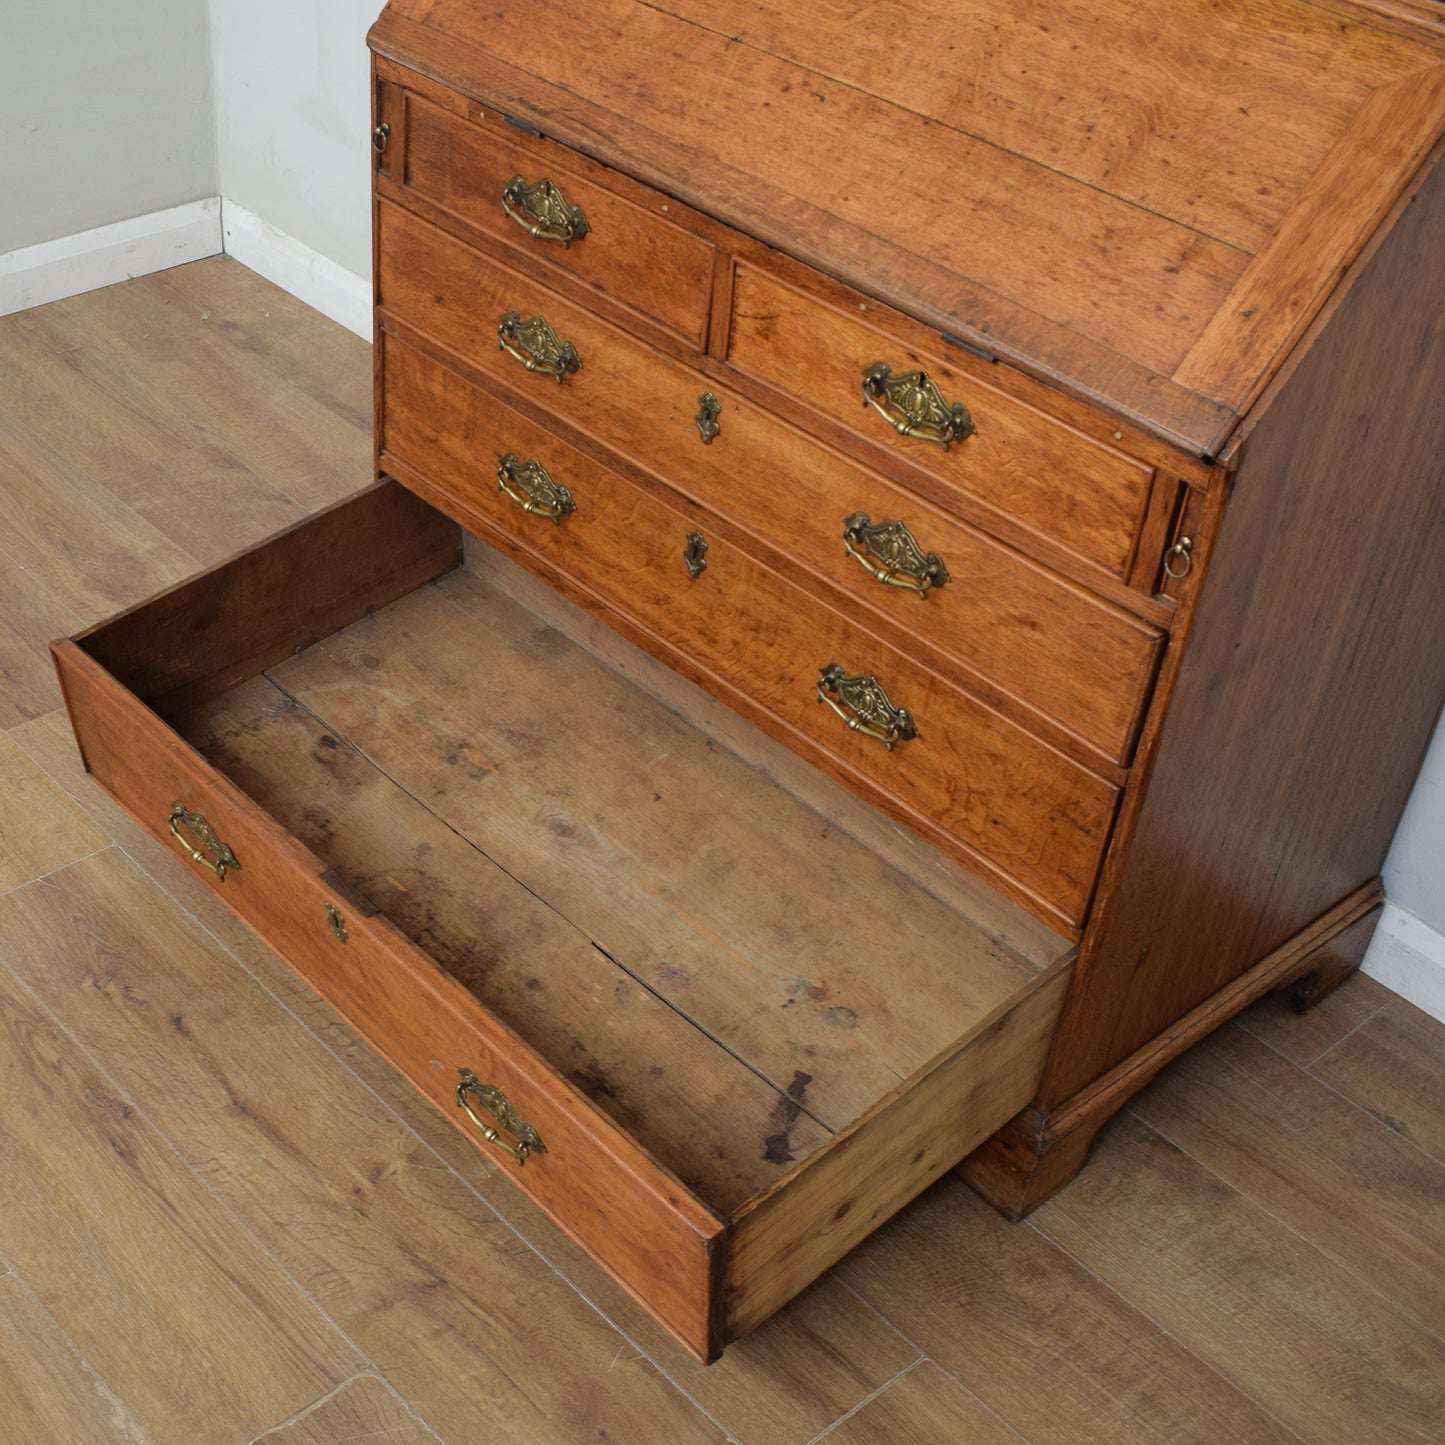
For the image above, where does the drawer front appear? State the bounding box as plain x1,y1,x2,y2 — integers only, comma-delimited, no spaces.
53,638,726,1359
377,202,1163,764
381,336,1119,931
727,263,1158,580
392,87,716,349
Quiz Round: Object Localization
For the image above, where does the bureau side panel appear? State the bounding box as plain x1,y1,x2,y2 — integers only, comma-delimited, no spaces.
1038,146,1445,1105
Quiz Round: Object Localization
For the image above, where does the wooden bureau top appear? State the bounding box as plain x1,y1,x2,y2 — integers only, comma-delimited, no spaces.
370,0,1445,456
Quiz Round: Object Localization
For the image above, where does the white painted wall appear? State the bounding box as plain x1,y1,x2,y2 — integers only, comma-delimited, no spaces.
0,1,216,253
207,1,383,283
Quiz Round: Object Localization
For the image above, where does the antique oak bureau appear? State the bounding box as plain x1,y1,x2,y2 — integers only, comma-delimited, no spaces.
55,1,1445,1360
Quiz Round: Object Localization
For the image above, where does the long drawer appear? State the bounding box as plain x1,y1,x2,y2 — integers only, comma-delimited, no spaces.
54,482,1074,1360
377,199,1165,767
380,332,1120,932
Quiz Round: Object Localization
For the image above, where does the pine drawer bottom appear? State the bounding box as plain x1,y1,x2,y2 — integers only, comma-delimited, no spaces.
54,482,1074,1361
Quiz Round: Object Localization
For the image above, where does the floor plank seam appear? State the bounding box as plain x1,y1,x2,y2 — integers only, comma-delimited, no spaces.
0,932,381,1390
0,843,114,904
802,1355,926,1444
1123,1104,1445,1345
443,1184,740,1443
100,842,738,1443
1,1217,156,1443
248,1370,444,1444
1034,1117,1386,1441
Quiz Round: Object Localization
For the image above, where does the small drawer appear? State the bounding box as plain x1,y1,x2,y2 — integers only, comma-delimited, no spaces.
377,202,1164,765
388,86,716,349
727,263,1159,580
55,482,1072,1359
380,335,1121,933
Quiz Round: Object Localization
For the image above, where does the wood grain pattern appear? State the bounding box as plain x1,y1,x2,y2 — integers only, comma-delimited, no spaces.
821,1362,1018,1445
726,262,1163,584
179,673,834,1210
1034,1115,1445,1441
1130,1023,1445,1334
1237,968,1392,1068
252,1376,440,1445
9,226,1445,1437
398,88,716,348
836,1173,1301,1443
53,642,728,1361
1035,132,1445,1108
0,729,108,893
727,963,1069,1336
75,481,460,713
0,849,723,1443
268,566,1051,1130
0,415,197,621
1173,60,1445,411
0,907,364,1441
372,0,1445,447
0,1272,148,1445
377,204,1166,765
654,0,1433,251
378,333,1120,930
1313,998,1445,1165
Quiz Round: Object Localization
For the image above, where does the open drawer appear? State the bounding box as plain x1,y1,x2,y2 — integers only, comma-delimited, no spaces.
53,482,1073,1361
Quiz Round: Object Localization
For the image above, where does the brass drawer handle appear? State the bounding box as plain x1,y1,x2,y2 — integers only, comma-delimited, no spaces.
167,802,240,881
842,512,949,598
498,453,576,522
817,665,918,750
498,310,582,382
500,174,590,247
861,362,974,450
456,1070,546,1164
1164,534,1194,579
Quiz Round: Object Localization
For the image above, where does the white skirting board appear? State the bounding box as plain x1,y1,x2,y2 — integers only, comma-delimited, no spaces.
220,200,372,341
0,198,224,317
1362,902,1445,1023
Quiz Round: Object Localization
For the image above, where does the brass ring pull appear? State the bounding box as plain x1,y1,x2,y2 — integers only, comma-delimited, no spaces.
497,310,582,382
498,453,576,522
500,174,590,247
372,122,390,155
167,802,240,881
817,665,918,750
1164,535,1194,580
842,513,949,598
861,362,974,450
456,1070,546,1165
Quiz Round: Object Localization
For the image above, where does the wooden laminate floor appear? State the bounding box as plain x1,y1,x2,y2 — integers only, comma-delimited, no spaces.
0,258,1441,1444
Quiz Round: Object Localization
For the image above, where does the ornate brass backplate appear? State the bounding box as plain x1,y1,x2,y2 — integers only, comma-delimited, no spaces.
456,1070,547,1164
683,529,709,578
695,391,721,444
497,453,576,522
167,802,240,881
500,174,590,246
861,362,974,449
816,665,919,749
497,310,582,381
842,512,950,597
